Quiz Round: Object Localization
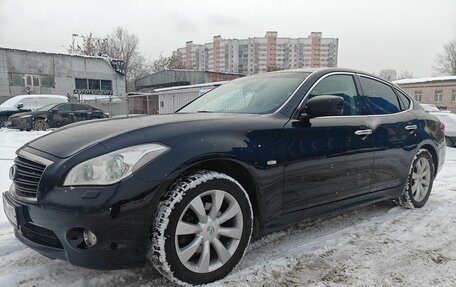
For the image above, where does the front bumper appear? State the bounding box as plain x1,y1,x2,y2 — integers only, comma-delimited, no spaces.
3,177,162,270
5,117,32,130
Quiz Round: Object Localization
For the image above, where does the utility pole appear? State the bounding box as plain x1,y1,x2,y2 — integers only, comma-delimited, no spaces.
71,33,78,54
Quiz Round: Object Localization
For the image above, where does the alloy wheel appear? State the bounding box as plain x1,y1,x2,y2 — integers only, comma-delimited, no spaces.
411,157,431,202
33,119,48,131
175,189,243,273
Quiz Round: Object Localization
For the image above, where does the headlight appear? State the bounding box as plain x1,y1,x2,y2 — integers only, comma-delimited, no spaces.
63,143,169,186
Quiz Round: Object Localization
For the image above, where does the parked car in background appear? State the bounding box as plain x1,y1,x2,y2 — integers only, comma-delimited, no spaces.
0,95,68,127
3,68,446,285
431,112,456,147
420,103,441,113
6,102,106,131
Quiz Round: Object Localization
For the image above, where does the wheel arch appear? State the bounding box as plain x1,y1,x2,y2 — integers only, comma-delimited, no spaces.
157,158,263,238
418,143,439,176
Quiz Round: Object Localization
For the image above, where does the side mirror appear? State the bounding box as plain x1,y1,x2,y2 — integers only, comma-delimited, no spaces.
17,103,24,110
302,95,344,118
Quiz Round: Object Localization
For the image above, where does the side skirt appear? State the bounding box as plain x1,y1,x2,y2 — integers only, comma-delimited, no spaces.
261,185,403,236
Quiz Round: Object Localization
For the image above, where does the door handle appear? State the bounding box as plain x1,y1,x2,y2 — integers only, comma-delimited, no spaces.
354,129,373,136
405,125,417,131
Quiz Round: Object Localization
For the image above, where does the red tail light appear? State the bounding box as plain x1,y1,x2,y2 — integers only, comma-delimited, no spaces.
440,121,445,132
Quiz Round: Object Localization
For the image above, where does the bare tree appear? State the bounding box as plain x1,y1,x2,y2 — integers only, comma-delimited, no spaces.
106,27,149,88
433,39,456,76
68,33,107,56
151,54,185,72
266,64,282,72
397,70,414,80
168,54,186,70
69,27,151,91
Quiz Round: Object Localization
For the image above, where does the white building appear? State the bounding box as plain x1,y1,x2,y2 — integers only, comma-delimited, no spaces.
173,32,339,75
0,48,126,103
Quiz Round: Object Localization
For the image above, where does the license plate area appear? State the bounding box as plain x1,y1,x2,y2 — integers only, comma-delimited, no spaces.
3,194,18,228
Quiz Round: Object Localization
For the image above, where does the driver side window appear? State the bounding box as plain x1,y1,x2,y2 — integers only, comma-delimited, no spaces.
55,104,72,112
308,74,361,115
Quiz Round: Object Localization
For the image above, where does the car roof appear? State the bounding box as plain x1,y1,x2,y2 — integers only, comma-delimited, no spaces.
12,94,68,99
272,67,373,76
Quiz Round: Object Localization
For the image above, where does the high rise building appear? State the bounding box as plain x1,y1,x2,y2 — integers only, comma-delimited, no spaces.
173,31,338,75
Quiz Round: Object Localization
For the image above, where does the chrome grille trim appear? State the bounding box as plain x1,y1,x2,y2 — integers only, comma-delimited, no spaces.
11,151,53,202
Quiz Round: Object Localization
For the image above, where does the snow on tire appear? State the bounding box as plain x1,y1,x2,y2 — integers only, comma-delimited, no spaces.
398,149,435,209
148,170,253,285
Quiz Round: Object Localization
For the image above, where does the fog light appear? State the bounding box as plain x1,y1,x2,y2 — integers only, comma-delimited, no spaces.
83,229,97,248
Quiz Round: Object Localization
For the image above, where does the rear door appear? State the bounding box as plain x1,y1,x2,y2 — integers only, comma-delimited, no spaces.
72,104,90,121
358,75,419,192
283,73,374,212
48,103,73,128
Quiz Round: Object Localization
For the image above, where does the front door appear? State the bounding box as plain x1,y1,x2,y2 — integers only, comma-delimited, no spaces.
283,73,374,213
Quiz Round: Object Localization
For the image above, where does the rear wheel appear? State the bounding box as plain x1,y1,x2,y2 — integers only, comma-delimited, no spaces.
398,149,434,208
149,170,253,285
32,118,49,131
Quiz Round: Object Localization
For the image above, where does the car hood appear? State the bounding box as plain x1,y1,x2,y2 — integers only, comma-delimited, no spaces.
24,113,257,158
9,110,45,118
0,106,15,112
9,111,32,118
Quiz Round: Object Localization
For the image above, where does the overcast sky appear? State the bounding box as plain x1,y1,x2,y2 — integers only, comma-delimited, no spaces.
1,0,455,77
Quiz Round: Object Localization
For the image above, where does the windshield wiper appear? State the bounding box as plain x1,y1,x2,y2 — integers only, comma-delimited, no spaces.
197,110,215,113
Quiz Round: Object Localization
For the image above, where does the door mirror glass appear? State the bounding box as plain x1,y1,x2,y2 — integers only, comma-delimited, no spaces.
303,95,344,118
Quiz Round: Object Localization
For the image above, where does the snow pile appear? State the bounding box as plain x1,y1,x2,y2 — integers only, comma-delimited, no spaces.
0,128,455,286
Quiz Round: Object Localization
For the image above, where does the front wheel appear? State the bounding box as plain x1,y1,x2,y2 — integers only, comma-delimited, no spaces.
149,170,253,285
0,116,7,127
32,118,49,131
398,149,434,208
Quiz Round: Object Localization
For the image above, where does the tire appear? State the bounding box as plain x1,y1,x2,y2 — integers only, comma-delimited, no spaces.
0,116,7,127
445,136,455,147
32,118,49,131
398,149,434,209
148,170,253,285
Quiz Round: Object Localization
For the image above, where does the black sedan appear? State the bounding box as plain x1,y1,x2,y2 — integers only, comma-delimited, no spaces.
6,102,106,131
3,68,446,285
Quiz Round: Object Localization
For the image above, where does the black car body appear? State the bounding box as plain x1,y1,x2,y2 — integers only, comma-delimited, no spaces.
6,102,106,131
0,95,68,127
3,68,446,284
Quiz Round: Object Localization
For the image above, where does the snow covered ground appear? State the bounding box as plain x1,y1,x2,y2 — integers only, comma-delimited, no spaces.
0,128,455,286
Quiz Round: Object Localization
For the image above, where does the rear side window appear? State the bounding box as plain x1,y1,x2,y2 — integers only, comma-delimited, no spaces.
73,104,91,111
395,89,411,111
308,74,361,115
56,104,72,112
360,76,401,114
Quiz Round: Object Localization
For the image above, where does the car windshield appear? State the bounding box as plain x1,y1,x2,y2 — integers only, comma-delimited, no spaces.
178,72,310,114
36,103,58,111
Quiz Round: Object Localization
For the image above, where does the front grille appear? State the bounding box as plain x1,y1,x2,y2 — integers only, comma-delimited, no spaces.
21,223,63,249
13,156,46,199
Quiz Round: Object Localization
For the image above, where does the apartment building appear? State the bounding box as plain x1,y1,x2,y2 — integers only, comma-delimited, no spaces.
173,32,338,75
395,76,456,113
